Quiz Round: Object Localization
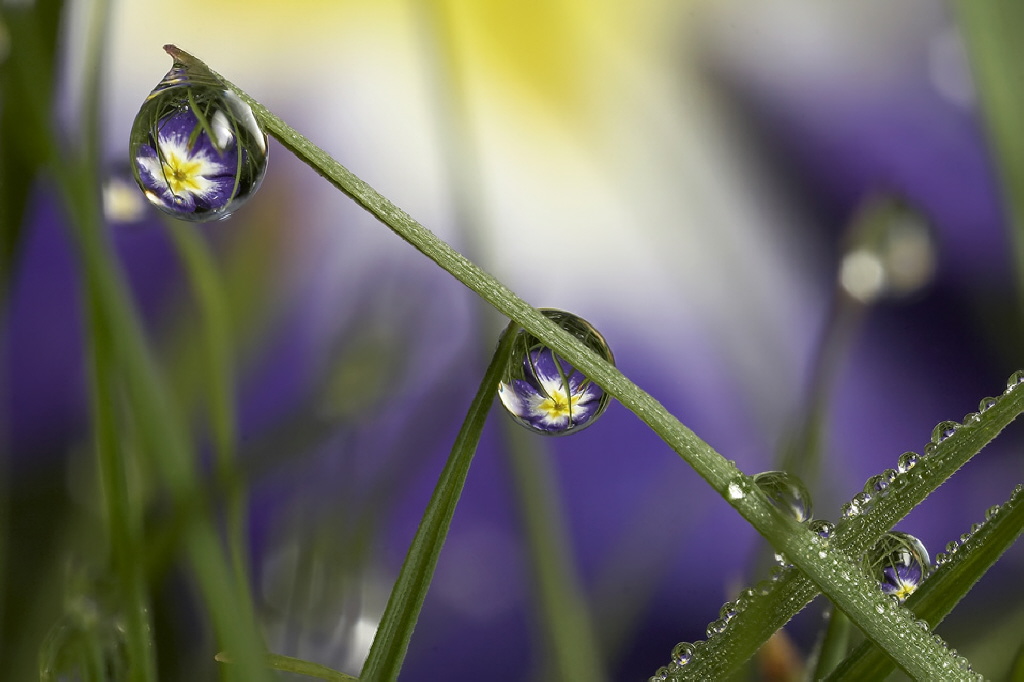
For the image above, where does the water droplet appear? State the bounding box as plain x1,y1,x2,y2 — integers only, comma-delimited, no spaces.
986,505,1001,521
727,481,745,501
670,642,695,667
945,540,959,554
706,618,728,637
971,522,982,534
863,531,931,603
959,532,972,545
773,552,793,568
897,452,920,474
979,396,998,412
962,411,981,425
934,552,948,566
809,519,835,539
752,470,812,523
1006,370,1024,393
923,442,938,457
915,618,930,631
931,420,960,444
129,53,269,222
838,193,937,302
497,309,614,436
649,666,670,682
852,491,872,509
719,601,740,622
841,501,861,519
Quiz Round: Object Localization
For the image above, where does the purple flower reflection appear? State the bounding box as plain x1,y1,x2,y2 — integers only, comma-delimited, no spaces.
498,347,605,434
881,559,924,603
134,108,240,216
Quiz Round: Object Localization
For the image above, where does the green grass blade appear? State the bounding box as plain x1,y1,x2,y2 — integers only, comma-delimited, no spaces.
955,1,1024,326
217,651,359,681
502,425,608,682
669,377,1024,680
359,321,517,681
826,483,1024,681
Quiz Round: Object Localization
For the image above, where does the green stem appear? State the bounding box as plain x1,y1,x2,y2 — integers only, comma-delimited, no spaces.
502,426,607,682
164,222,251,610
83,273,156,682
359,320,517,681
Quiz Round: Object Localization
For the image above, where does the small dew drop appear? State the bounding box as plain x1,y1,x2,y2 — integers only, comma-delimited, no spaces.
706,618,728,638
934,552,948,566
959,532,972,545
924,442,938,457
962,411,981,425
752,470,813,523
670,642,695,667
727,482,745,501
979,396,999,412
986,505,1001,521
897,452,920,474
810,519,835,540
720,601,740,622
1006,369,1024,393
930,420,960,444
946,540,959,554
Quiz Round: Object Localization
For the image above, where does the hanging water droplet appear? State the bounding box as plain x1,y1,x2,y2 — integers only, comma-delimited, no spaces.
497,309,614,436
1006,369,1024,393
670,642,695,667
129,52,269,222
979,396,998,413
809,519,835,540
752,470,812,523
930,420,960,444
897,452,920,473
863,531,931,603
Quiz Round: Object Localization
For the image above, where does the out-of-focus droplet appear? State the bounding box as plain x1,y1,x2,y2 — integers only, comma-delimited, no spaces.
129,53,268,222
497,309,613,436
863,531,931,603
985,505,1001,521
837,193,937,303
752,470,812,523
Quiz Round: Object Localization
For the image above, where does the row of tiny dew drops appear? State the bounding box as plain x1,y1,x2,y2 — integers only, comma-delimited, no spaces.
129,52,1013,682
648,369,1024,682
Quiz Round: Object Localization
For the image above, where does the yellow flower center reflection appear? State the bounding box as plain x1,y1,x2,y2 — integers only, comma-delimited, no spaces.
162,149,207,197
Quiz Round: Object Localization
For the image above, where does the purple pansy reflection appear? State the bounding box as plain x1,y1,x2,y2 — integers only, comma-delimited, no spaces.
865,531,931,603
498,309,614,436
129,63,268,222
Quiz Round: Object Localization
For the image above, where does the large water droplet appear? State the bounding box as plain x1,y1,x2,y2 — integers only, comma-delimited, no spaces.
497,309,614,436
752,470,812,523
129,52,269,222
979,396,998,413
863,531,931,603
1006,369,1024,393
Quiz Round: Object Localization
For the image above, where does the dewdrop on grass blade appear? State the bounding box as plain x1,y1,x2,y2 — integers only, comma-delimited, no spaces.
863,531,931,604
129,46,268,222
752,471,813,523
497,309,614,436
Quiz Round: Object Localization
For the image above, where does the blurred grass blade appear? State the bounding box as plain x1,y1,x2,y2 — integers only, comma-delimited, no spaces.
359,322,516,681
955,1,1024,324
826,483,1024,681
502,424,607,682
217,651,358,681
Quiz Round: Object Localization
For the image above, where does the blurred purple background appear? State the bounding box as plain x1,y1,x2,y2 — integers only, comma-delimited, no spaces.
5,1,1024,679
